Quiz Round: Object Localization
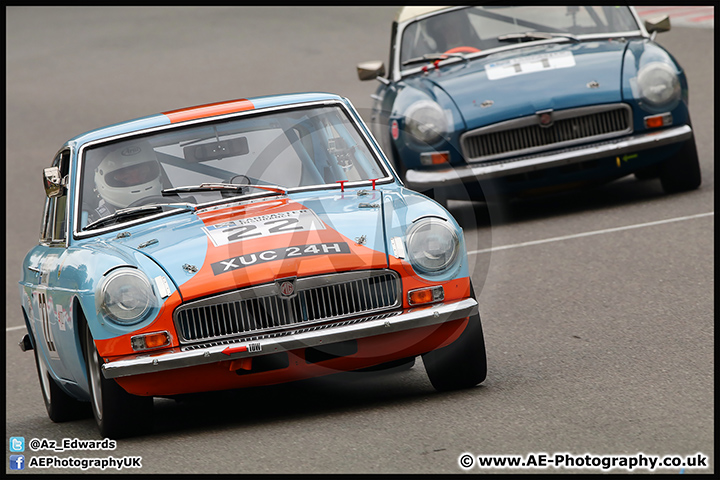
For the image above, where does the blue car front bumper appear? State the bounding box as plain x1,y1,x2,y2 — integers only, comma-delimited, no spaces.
404,125,692,190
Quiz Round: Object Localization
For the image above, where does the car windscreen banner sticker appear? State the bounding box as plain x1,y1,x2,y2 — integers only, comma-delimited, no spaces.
211,242,351,275
485,51,575,80
202,209,326,247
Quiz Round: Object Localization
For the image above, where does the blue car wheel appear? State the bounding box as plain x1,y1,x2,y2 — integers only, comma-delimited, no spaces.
659,134,702,194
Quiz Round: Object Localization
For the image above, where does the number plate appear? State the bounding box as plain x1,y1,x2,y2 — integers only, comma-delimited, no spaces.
211,242,351,275
202,209,325,247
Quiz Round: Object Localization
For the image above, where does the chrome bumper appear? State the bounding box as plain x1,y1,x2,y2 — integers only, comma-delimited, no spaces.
405,125,692,189
101,298,478,379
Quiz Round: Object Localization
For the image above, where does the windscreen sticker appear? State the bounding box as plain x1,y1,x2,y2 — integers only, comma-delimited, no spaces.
211,242,351,275
485,51,575,80
202,209,326,247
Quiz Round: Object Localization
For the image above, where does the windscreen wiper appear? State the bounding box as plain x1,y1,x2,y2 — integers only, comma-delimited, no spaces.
497,31,580,43
82,203,196,231
402,52,470,67
162,183,288,196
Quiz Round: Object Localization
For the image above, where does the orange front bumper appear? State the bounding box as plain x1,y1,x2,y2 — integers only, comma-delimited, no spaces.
107,299,476,396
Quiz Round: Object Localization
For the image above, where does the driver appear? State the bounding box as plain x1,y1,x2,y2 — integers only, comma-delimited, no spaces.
424,10,479,54
93,140,163,216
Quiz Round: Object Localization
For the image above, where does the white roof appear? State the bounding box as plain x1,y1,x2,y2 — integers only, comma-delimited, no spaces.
395,6,451,24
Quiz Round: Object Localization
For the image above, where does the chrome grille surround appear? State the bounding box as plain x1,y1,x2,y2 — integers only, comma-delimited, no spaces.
461,104,633,163
173,270,402,344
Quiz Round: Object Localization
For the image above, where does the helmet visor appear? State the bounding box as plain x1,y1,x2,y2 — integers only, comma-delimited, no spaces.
105,161,160,187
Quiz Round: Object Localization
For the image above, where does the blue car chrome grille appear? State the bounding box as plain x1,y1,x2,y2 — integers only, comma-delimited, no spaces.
461,104,633,163
173,270,401,343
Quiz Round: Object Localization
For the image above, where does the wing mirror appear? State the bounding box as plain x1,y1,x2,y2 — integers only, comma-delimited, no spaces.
357,61,386,81
43,166,66,198
644,14,671,39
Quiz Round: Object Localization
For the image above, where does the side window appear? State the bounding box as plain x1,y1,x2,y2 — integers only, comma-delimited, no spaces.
40,197,53,243
44,149,71,245
52,195,68,242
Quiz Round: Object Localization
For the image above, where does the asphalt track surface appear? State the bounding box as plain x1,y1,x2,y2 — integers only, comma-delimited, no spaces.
5,7,714,474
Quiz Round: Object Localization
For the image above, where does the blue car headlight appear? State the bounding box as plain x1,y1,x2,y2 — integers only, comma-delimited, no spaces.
405,217,459,274
637,62,681,108
97,268,157,325
405,100,448,145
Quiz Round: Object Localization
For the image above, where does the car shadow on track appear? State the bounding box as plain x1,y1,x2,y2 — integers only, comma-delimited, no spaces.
148,360,485,437
447,176,670,231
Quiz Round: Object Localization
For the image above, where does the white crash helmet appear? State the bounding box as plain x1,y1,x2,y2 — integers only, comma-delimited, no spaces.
94,141,163,208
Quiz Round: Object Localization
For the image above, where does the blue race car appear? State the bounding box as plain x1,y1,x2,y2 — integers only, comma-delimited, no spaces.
357,6,701,203
19,93,486,438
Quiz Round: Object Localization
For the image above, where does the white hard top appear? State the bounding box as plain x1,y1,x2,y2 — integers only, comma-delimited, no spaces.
395,6,451,24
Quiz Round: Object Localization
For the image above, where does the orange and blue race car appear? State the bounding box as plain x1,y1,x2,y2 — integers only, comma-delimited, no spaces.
18,92,486,438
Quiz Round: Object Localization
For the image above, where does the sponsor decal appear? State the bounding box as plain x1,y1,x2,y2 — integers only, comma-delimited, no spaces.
485,51,575,80
202,209,325,247
211,242,351,275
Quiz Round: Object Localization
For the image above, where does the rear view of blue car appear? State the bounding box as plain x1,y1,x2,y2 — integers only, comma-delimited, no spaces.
357,6,701,203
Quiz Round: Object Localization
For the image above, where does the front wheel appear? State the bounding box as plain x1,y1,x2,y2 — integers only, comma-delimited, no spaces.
422,284,487,391
32,332,89,422
659,136,701,194
83,323,153,438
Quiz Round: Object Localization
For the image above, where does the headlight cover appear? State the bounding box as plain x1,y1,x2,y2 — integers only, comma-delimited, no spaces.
637,62,681,108
405,218,459,274
98,268,156,325
404,100,448,145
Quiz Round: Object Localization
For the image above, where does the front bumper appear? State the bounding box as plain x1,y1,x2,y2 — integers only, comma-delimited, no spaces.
101,297,478,379
404,125,692,190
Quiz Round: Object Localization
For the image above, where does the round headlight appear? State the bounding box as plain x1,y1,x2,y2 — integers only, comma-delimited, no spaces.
99,269,156,325
406,218,459,274
405,100,448,145
638,62,680,107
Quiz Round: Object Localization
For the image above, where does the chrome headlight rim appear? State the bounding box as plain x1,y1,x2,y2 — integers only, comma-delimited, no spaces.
637,61,681,108
405,217,460,275
404,99,448,145
98,267,157,326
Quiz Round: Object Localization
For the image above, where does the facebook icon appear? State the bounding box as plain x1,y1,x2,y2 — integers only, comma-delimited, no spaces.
10,455,25,470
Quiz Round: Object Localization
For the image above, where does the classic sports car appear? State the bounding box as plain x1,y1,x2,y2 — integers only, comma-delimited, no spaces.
357,6,701,202
18,93,486,438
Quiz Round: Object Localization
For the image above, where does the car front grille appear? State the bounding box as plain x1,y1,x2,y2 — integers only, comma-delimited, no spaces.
461,104,633,163
173,270,401,343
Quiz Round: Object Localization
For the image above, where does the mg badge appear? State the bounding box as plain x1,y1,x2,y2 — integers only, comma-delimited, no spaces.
278,278,297,298
536,109,554,128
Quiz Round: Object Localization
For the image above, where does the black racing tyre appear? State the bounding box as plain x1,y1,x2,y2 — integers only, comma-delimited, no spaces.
659,135,701,194
32,332,89,422
422,284,487,391
83,323,153,438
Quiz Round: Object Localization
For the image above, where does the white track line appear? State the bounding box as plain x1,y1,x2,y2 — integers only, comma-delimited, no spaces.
468,212,713,255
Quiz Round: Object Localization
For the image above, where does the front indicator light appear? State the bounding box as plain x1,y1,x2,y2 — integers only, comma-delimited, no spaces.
644,113,673,129
420,151,450,165
131,331,170,351
408,285,444,306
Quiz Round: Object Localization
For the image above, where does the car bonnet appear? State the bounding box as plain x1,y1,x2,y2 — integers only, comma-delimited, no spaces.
120,193,389,302
416,41,628,131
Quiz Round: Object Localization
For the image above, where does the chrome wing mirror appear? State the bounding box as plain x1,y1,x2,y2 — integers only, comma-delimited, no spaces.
43,166,66,198
644,15,671,40
357,61,386,81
